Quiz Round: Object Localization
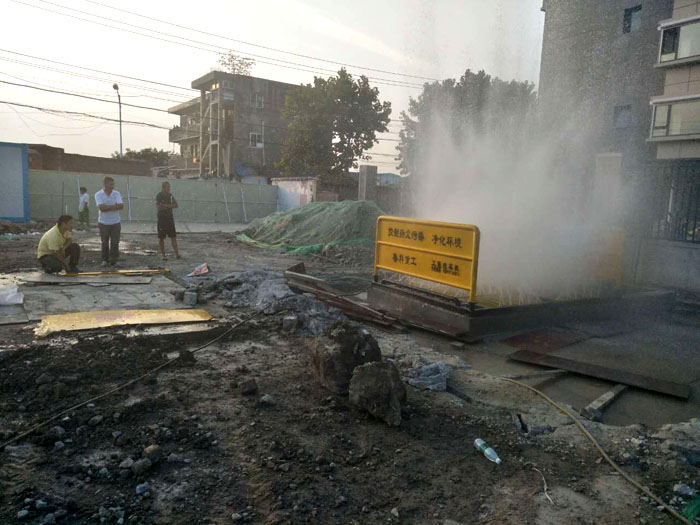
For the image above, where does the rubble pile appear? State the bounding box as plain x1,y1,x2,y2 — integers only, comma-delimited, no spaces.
307,319,408,426
200,270,343,335
0,220,47,240
238,200,382,257
349,361,406,427
308,319,382,394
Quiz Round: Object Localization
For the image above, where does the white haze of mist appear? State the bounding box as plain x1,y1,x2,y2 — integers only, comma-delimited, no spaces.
411,108,625,298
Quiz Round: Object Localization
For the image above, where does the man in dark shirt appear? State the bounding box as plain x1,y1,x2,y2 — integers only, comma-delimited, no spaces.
155,181,181,260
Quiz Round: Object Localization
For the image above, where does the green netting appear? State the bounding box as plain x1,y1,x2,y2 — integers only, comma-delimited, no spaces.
286,237,373,256
681,495,700,524
237,201,382,256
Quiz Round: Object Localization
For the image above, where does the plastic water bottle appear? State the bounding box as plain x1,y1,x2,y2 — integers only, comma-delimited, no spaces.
474,438,502,464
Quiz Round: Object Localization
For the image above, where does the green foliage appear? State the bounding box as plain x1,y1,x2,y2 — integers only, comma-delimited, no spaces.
396,69,537,176
111,148,174,168
218,52,255,76
276,68,392,183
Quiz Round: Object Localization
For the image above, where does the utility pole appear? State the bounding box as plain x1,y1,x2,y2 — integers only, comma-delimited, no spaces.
113,83,123,157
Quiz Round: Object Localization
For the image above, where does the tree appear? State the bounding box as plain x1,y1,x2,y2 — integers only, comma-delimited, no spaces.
396,69,536,176
218,51,255,76
277,68,391,183
112,148,173,168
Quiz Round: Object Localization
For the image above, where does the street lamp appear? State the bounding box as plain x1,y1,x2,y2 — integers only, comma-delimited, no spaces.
113,83,123,157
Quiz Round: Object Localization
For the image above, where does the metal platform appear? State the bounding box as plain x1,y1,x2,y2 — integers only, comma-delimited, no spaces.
367,280,675,340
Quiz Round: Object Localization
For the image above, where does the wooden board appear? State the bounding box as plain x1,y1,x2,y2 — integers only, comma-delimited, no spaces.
63,269,168,276
580,384,627,421
508,350,691,399
501,329,590,353
20,272,152,285
34,309,212,337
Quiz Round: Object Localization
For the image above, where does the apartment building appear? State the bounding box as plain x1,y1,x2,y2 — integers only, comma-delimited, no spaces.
539,0,700,290
168,71,297,180
539,0,671,176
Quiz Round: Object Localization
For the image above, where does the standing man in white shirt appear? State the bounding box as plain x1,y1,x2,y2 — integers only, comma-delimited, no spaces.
78,186,90,230
94,176,124,267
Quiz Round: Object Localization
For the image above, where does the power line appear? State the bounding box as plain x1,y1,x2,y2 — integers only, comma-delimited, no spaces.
2,79,405,141
0,49,197,97
11,0,423,90
0,100,169,130
0,49,409,137
34,0,425,89
0,70,185,103
5,108,111,130
1,100,399,158
0,79,174,114
81,0,439,82
5,104,107,137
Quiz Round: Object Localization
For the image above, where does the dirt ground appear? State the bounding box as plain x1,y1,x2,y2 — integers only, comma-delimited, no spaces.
0,230,697,524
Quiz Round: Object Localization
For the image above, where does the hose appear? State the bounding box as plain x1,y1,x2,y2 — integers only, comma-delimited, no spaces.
500,377,692,525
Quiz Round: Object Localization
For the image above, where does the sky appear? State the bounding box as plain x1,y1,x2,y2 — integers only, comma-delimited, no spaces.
0,0,545,171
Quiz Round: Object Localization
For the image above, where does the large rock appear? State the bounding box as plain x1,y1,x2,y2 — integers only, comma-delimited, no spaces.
349,361,406,426
308,321,381,394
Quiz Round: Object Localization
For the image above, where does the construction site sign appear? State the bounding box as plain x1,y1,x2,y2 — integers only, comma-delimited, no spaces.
374,216,480,300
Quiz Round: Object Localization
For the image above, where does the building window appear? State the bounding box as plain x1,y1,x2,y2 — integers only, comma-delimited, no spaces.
651,100,700,137
652,104,669,137
623,5,642,34
613,105,632,128
252,93,264,109
249,132,263,148
660,21,700,62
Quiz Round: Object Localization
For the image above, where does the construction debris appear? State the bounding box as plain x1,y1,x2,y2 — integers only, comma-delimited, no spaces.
0,284,23,305
187,263,211,277
402,359,471,391
1,199,699,524
349,361,406,426
201,270,342,335
308,319,382,394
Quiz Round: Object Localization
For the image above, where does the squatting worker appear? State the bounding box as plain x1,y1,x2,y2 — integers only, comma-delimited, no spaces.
78,186,90,230
37,215,81,274
155,181,181,260
94,176,124,267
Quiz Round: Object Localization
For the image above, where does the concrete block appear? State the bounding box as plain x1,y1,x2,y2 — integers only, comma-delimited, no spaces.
580,384,627,421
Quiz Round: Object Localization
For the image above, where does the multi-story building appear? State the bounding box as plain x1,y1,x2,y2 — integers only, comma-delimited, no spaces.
539,0,671,179
169,71,296,180
539,0,700,290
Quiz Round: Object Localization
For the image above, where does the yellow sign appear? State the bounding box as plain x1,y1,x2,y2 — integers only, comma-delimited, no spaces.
34,308,212,337
374,216,480,300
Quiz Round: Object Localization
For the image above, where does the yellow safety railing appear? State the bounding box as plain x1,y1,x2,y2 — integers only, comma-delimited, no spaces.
373,216,480,302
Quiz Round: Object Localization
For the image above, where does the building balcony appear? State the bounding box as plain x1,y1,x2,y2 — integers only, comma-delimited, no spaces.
169,126,199,143
656,16,700,68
